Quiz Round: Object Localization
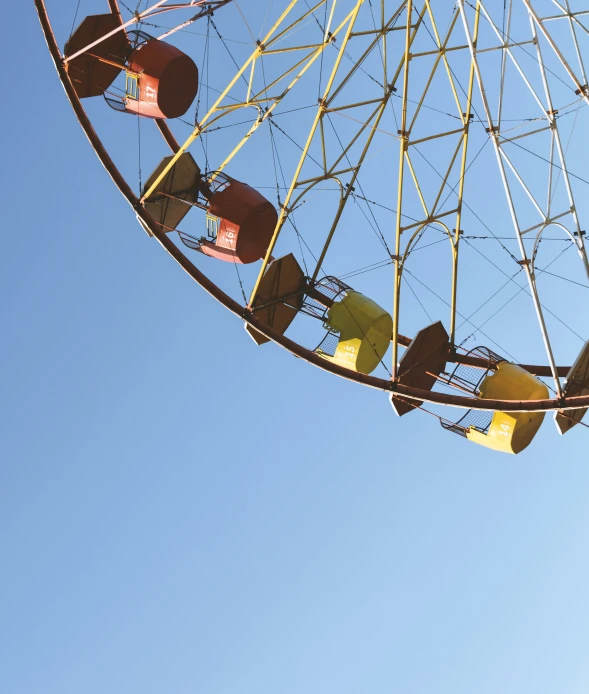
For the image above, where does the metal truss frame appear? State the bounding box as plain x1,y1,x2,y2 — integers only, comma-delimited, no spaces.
36,0,589,414
458,0,589,398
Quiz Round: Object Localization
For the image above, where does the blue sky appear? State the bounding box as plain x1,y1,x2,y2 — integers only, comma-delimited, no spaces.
2,2,589,694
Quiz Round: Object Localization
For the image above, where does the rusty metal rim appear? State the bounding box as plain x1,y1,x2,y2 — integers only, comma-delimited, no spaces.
35,0,587,413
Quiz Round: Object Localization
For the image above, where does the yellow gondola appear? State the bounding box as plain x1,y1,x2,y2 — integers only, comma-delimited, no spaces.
442,349,549,454
316,290,393,375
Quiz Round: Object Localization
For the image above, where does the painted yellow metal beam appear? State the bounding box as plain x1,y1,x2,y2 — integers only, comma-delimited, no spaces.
248,0,366,307
140,0,320,203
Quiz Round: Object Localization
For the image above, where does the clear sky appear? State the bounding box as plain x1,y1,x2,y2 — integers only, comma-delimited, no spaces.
2,3,589,694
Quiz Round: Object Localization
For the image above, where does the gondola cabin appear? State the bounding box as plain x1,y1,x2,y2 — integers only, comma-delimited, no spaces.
304,278,393,375
199,174,278,265
65,16,198,119
442,349,549,454
119,34,199,119
140,158,277,264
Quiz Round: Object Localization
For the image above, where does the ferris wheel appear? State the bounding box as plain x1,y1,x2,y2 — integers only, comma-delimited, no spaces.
36,0,589,454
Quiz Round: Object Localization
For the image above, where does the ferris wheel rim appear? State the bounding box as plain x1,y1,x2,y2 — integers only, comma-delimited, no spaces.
35,0,589,415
